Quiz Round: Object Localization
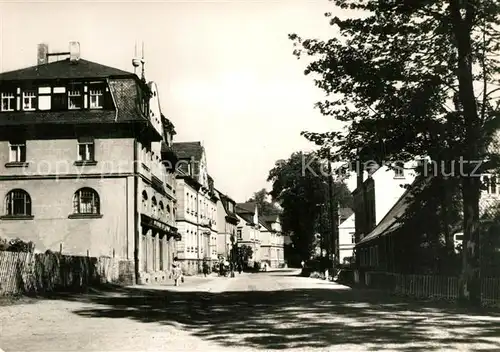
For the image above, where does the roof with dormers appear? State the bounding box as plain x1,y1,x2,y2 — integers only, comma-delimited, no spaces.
0,58,134,81
0,58,158,140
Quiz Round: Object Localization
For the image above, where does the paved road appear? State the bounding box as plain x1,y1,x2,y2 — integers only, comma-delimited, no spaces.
2,269,500,351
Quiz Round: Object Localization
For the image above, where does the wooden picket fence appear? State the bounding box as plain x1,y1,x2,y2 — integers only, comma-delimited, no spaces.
482,277,500,306
392,273,459,300
365,271,500,305
0,251,123,295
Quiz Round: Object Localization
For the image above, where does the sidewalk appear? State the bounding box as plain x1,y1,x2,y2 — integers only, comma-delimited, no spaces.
126,272,247,292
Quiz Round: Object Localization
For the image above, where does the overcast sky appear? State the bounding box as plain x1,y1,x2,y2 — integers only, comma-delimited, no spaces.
0,0,346,201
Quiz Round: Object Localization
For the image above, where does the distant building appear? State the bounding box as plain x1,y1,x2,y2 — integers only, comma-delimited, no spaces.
351,162,417,242
215,190,239,259
173,141,218,274
0,42,180,285
235,202,261,266
337,207,355,264
259,214,285,268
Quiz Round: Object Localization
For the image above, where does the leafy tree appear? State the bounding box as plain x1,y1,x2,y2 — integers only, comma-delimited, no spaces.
267,151,353,262
237,244,254,267
247,188,281,217
290,0,500,305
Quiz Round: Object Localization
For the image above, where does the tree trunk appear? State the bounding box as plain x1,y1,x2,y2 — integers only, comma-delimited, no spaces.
449,0,482,306
460,176,481,306
440,176,453,250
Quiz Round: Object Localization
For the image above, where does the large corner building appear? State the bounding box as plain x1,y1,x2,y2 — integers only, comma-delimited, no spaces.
0,42,180,285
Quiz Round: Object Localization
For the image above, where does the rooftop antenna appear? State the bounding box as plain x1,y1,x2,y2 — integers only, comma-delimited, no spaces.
140,41,146,82
132,42,140,75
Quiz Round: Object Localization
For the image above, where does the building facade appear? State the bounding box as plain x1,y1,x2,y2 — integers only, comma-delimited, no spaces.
337,207,355,264
215,190,239,259
136,81,180,285
353,163,417,240
259,214,285,268
235,202,262,266
173,141,218,274
0,42,180,285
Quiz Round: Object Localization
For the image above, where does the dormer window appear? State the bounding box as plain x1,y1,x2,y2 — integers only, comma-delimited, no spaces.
22,91,36,111
89,83,104,109
68,83,83,109
1,92,16,112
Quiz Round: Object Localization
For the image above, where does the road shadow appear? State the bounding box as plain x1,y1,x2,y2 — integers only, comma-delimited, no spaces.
37,284,500,351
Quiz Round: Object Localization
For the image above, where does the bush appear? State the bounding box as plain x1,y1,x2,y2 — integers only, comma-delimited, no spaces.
0,237,34,253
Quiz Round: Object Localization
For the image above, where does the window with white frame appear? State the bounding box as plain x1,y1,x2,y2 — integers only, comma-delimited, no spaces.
89,85,103,109
350,232,356,244
1,92,16,111
22,91,36,111
5,189,31,216
483,175,498,195
190,230,194,252
68,85,83,109
77,137,95,162
9,141,26,163
237,228,242,240
73,188,100,214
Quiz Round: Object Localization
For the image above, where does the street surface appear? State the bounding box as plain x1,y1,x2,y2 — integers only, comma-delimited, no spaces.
2,269,500,351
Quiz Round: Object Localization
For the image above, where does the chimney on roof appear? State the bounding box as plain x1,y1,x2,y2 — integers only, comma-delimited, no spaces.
37,43,49,65
69,41,80,63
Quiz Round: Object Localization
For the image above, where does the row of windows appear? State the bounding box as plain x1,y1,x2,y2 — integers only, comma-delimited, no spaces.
7,138,96,163
185,192,216,223
1,83,109,112
211,235,217,256
483,175,498,195
4,188,100,217
185,228,198,253
141,191,175,220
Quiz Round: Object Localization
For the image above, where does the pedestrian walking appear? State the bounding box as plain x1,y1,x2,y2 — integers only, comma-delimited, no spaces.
172,257,182,286
219,260,224,276
202,260,209,277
